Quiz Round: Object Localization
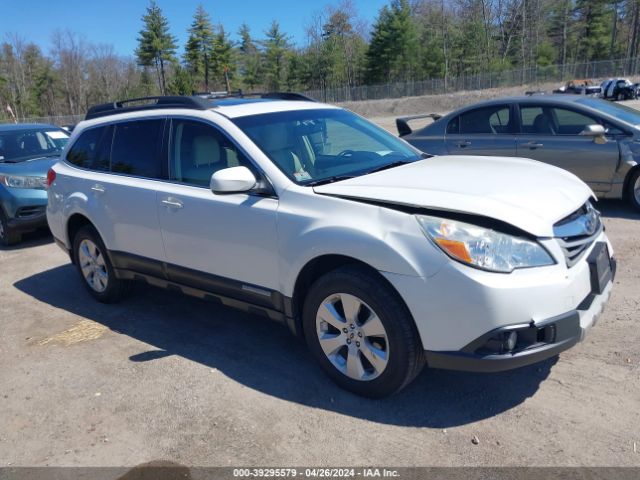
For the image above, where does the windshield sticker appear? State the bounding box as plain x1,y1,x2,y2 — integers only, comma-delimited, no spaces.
45,131,68,139
294,171,312,181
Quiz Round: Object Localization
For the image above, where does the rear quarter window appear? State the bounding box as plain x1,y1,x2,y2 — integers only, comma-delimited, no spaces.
66,125,112,171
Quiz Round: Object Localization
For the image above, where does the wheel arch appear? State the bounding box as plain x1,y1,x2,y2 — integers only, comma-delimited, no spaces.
65,213,99,263
289,254,413,339
622,164,640,201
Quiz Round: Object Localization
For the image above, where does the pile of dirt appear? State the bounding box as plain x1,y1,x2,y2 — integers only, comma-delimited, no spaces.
338,82,560,118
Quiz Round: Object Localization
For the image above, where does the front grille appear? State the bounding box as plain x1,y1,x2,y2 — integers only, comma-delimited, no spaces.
554,202,602,268
16,206,46,218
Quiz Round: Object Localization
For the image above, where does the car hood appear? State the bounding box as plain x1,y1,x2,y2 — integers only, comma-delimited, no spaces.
0,156,58,175
313,156,594,237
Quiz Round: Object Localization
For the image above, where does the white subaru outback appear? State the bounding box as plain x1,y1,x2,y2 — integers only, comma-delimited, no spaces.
46,94,615,397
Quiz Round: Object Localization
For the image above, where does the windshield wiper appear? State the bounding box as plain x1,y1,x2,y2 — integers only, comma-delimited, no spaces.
305,175,354,187
366,160,412,175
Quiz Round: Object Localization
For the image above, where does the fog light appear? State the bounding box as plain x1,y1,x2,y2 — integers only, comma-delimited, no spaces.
483,331,518,354
504,331,517,352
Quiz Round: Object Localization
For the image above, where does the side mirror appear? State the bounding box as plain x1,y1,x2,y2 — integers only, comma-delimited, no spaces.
579,124,606,137
210,166,257,194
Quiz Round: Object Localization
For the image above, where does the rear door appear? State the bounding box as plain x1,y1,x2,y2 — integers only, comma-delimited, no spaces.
65,119,167,264
516,104,619,193
444,104,517,156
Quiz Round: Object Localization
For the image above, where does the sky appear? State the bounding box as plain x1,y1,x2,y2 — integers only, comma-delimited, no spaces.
0,0,390,56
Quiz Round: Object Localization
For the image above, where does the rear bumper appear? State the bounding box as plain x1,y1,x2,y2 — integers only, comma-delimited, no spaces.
425,260,615,373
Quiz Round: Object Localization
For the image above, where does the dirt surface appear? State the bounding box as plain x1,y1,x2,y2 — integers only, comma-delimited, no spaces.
0,110,639,468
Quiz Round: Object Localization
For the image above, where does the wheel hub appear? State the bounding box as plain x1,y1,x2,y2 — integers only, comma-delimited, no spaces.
78,239,108,293
315,293,389,381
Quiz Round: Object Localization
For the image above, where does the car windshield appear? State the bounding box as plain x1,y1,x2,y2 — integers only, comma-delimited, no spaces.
576,98,640,126
0,127,69,163
232,108,422,185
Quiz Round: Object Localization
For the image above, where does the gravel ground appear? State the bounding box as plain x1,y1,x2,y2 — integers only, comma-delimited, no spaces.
0,107,639,469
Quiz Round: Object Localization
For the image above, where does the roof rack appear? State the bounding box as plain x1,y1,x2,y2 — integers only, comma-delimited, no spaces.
194,89,317,102
85,91,317,120
85,96,213,120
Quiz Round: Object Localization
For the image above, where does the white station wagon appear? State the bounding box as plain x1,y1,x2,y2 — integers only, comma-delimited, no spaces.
46,94,615,397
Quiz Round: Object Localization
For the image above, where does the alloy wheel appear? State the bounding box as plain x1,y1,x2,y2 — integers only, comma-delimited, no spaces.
315,293,389,381
635,176,640,206
78,239,109,293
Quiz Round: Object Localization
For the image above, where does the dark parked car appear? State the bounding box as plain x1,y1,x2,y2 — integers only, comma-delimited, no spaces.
0,123,69,245
601,78,639,101
397,95,640,210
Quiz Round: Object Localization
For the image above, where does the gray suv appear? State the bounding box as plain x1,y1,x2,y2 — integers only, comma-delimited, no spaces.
397,95,640,210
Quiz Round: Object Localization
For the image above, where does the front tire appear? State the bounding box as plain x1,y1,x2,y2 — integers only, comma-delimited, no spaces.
302,265,424,398
73,225,126,303
627,169,640,212
0,209,21,247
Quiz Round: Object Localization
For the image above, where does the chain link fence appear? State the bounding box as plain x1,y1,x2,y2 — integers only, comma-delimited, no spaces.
5,57,640,126
303,57,640,103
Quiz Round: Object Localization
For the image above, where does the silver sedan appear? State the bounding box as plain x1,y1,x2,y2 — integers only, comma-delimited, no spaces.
398,95,640,211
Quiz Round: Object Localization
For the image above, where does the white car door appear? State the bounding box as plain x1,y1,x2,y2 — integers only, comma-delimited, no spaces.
155,117,280,307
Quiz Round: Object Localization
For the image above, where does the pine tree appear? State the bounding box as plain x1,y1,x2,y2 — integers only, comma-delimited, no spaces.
184,5,214,90
365,0,420,83
211,26,234,90
262,21,291,91
135,1,177,95
238,23,261,90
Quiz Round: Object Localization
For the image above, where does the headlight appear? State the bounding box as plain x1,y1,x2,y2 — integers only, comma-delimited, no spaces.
0,174,47,189
416,215,555,273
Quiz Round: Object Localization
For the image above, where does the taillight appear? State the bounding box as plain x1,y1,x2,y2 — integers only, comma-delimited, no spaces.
46,168,56,187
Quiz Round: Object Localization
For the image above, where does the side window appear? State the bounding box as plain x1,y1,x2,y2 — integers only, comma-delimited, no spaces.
551,107,598,135
169,119,251,187
459,105,511,134
446,116,459,134
111,119,164,178
66,125,112,171
519,106,546,134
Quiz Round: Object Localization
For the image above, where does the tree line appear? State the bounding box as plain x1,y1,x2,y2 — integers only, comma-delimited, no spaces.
2,0,640,121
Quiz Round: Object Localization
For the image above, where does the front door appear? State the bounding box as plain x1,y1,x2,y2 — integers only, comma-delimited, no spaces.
155,118,280,307
516,105,619,193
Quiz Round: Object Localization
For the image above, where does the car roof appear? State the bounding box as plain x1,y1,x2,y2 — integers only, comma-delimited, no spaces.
215,99,338,118
462,95,591,107
0,123,60,131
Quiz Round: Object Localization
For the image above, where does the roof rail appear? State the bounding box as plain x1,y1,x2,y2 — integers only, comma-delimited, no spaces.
85,96,213,120
194,90,317,102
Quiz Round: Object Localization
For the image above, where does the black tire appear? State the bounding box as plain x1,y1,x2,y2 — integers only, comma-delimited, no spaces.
0,209,21,247
626,168,640,212
72,225,127,303
302,265,424,398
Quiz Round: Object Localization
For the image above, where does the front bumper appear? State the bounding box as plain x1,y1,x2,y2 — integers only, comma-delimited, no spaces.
425,262,614,372
7,207,48,232
1,186,48,232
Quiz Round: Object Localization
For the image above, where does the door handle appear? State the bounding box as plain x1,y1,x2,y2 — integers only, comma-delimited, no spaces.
91,184,105,194
161,198,183,209
457,141,471,148
522,141,544,149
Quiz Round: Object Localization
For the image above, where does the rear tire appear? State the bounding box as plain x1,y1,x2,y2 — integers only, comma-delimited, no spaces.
627,169,640,212
302,265,424,398
72,225,127,303
0,209,21,247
